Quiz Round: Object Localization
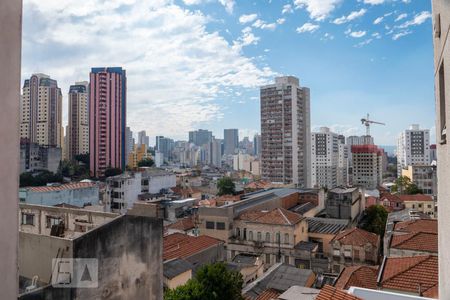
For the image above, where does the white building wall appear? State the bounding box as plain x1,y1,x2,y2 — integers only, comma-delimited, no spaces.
397,124,431,176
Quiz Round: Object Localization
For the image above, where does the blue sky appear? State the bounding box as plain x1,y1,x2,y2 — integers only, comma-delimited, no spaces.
22,0,435,145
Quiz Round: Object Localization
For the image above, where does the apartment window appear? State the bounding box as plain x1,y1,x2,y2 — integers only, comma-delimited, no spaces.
284,233,289,244
249,231,254,241
21,213,34,226
257,232,262,241
354,249,360,260
216,222,225,230
276,232,280,243
439,62,446,144
265,232,271,242
333,249,340,257
344,249,352,258
46,216,61,228
206,221,215,229
266,254,271,264
236,228,240,238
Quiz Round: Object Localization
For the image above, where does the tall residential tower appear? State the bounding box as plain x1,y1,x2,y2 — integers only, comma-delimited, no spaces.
89,67,127,177
397,124,430,175
260,76,311,187
67,81,89,161
224,129,239,155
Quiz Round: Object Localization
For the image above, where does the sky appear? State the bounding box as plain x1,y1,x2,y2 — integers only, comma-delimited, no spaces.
22,0,435,145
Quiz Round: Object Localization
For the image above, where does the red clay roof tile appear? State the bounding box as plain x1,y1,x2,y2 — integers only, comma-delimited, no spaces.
335,266,378,290
316,285,363,300
163,233,223,261
332,228,379,247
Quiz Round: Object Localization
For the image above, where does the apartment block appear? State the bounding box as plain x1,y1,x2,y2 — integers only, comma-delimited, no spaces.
311,127,339,189
127,144,152,169
19,141,61,174
125,126,134,165
20,74,63,148
397,124,431,176
189,129,212,147
253,134,261,157
260,76,311,187
68,81,89,161
224,129,239,155
105,172,141,213
351,145,383,190
138,130,150,147
401,165,437,196
89,67,127,177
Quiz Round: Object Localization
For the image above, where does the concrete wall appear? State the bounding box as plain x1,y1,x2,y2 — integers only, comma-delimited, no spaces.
19,232,73,284
164,270,192,290
21,186,99,207
0,0,22,297
73,215,163,300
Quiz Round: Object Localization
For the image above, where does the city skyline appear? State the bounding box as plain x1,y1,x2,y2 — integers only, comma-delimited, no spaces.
23,0,434,145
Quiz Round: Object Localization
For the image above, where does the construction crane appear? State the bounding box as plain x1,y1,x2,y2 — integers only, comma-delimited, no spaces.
361,113,385,136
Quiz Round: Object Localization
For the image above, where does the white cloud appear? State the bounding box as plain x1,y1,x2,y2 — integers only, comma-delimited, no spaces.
372,32,381,39
333,8,367,25
348,30,367,38
395,13,407,22
218,0,235,14
321,32,335,41
364,0,385,4
22,0,274,138
355,38,373,47
296,22,320,33
252,19,277,30
239,13,258,24
392,30,412,40
373,16,384,24
277,18,286,25
282,4,293,14
182,0,203,4
398,11,431,28
294,0,342,21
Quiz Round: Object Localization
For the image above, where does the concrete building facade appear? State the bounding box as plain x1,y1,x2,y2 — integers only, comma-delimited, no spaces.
397,124,431,176
20,74,63,147
260,76,311,187
351,145,383,190
138,130,150,148
89,67,127,177
105,172,141,213
189,129,212,147
401,165,437,196
19,141,62,174
224,128,239,155
67,81,89,161
311,127,339,189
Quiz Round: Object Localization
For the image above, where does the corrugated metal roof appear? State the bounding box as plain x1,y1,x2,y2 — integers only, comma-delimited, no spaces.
307,218,348,234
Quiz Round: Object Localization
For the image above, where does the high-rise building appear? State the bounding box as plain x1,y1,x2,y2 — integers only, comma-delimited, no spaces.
397,124,430,176
125,127,134,165
188,129,212,146
20,74,63,147
311,127,339,189
432,2,450,297
156,136,164,151
351,145,383,190
210,138,222,168
224,129,239,155
260,76,311,187
346,135,374,146
67,81,89,161
158,137,174,162
138,130,149,148
253,134,261,157
89,67,127,177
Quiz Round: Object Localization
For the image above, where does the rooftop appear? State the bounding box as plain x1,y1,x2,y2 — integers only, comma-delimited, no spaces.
397,194,433,202
332,228,379,247
163,259,193,279
166,217,195,232
232,253,260,266
379,255,438,298
335,266,378,290
278,286,320,300
316,285,363,300
163,233,223,261
307,218,349,234
239,208,304,226
394,219,437,234
21,182,97,193
390,232,438,253
255,288,281,300
329,187,359,194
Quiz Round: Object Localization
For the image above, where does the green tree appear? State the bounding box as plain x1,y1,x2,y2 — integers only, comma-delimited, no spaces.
362,205,388,236
392,176,412,194
164,263,244,300
20,170,63,187
74,153,90,165
104,167,123,178
217,177,236,196
405,183,422,195
137,158,154,167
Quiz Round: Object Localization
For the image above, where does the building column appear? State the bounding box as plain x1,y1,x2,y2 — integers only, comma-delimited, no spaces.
0,0,22,298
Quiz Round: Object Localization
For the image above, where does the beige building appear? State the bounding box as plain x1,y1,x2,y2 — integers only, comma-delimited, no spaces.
401,165,437,196
351,145,383,189
67,81,89,161
432,1,450,297
20,73,63,147
128,144,152,169
260,76,311,187
163,259,193,290
398,194,436,218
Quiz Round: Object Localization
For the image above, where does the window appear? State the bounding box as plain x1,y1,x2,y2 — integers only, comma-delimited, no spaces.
216,222,225,230
265,232,271,242
276,255,281,263
243,228,247,240
333,249,340,257
236,228,240,238
354,249,360,260
439,62,446,144
46,216,61,228
266,254,271,264
257,232,262,241
284,255,290,264
344,249,352,258
284,233,289,244
249,231,253,241
206,221,215,229
276,232,280,243
21,213,34,225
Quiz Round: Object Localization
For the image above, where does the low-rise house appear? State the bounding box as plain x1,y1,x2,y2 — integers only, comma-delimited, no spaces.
334,265,378,290
307,218,348,256
165,217,196,236
140,168,177,194
163,233,225,271
163,259,193,290
377,255,438,298
105,172,142,213
226,253,264,285
19,182,99,207
387,219,437,257
326,187,365,224
398,194,436,218
380,192,404,212
242,263,316,300
330,228,380,273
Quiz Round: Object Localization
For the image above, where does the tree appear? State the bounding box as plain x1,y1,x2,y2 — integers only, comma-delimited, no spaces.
405,183,422,195
164,263,244,300
137,158,154,167
104,167,123,178
217,177,236,196
20,170,63,187
74,153,90,165
362,205,388,236
392,176,411,194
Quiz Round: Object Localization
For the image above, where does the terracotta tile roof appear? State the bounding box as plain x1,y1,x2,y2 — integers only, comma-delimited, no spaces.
380,255,438,297
380,193,403,203
393,219,437,234
334,266,378,290
167,218,195,232
239,208,304,225
26,182,96,192
255,288,281,300
316,285,363,300
397,194,433,202
245,180,272,190
332,228,379,247
391,232,438,253
163,233,223,261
